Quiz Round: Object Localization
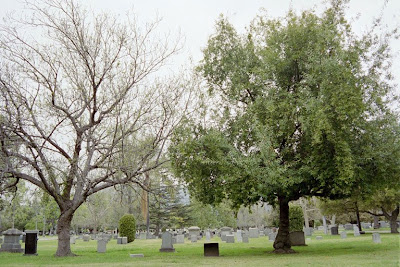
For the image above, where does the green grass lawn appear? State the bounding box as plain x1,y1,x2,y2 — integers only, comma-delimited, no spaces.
0,232,398,266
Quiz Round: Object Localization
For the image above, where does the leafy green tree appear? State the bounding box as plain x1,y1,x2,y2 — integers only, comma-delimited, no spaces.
170,1,396,253
119,214,136,243
289,206,304,232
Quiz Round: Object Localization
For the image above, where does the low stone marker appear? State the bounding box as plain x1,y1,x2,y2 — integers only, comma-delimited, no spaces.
159,232,175,252
226,235,235,243
204,243,219,257
176,234,185,244
0,228,24,253
340,231,347,239
330,226,339,235
316,236,323,240
24,230,39,256
249,228,259,238
236,230,242,242
122,237,128,244
344,224,353,230
372,233,381,243
190,235,197,243
220,233,227,242
304,228,312,236
83,234,90,242
97,239,107,253
206,231,211,241
130,254,144,258
353,226,360,237
242,234,249,243
139,232,147,240
117,237,123,244
268,232,276,241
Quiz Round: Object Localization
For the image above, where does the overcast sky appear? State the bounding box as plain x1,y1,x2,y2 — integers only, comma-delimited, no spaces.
1,0,399,98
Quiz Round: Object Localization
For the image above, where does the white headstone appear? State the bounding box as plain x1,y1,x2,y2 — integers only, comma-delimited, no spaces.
236,230,242,242
340,231,347,239
176,234,185,244
206,231,211,241
372,233,381,243
249,228,259,238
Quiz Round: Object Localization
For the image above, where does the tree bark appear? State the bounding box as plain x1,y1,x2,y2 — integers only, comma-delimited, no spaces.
373,215,379,229
55,210,75,257
354,202,363,232
384,205,399,234
273,196,295,253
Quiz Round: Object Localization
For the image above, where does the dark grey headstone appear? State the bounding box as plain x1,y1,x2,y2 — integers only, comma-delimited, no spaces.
289,231,305,246
204,243,219,257
330,226,339,235
24,230,39,256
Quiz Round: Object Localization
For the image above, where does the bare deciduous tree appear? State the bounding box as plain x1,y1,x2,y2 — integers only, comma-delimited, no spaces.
0,0,193,256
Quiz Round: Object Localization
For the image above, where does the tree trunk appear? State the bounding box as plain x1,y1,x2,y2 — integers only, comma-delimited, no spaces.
55,210,75,257
354,202,363,232
273,196,294,253
384,205,399,234
373,215,379,229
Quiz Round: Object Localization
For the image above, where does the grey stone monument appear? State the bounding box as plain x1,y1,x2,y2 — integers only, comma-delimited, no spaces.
344,224,353,230
159,232,175,252
220,233,227,242
176,234,185,244
242,234,249,243
226,234,235,243
188,226,200,240
0,228,24,253
83,234,90,242
97,239,107,253
117,237,123,244
340,231,347,239
304,228,312,236
316,236,323,240
353,226,360,237
236,230,242,242
190,235,197,243
122,237,128,244
268,232,276,241
205,231,211,241
70,236,76,244
372,232,381,243
139,232,147,240
249,228,259,238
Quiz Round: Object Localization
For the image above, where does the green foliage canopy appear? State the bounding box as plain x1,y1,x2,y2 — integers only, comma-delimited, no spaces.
118,214,136,243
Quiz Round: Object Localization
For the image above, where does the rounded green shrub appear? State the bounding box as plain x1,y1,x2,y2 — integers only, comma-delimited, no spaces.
119,214,136,243
289,205,304,232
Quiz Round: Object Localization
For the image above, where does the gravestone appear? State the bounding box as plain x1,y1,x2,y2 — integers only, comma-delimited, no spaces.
304,228,312,236
188,226,200,240
176,234,185,244
139,232,147,240
172,236,177,244
24,230,39,256
242,234,249,243
264,228,272,235
205,231,211,241
372,233,381,243
122,237,127,244
340,231,347,239
316,236,323,240
97,239,107,253
249,228,259,238
330,226,339,235
289,231,306,246
117,237,123,244
159,232,175,252
220,226,232,237
268,232,276,241
204,243,219,257
0,228,24,253
190,235,197,243
130,254,144,257
259,230,265,237
226,235,235,243
379,221,387,228
220,233,227,242
353,226,360,237
236,230,242,242
70,236,76,244
344,224,353,230
83,234,90,242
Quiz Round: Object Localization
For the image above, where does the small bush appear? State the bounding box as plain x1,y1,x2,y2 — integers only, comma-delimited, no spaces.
289,205,304,232
119,214,136,243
